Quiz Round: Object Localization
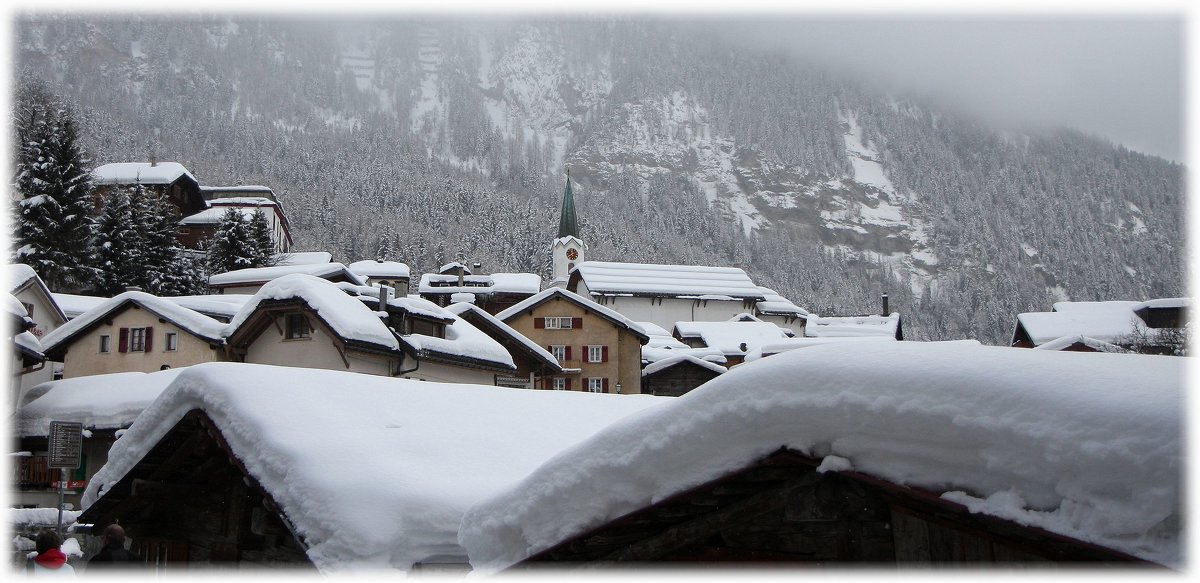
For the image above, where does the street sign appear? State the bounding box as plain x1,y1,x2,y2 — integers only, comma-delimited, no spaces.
48,421,83,470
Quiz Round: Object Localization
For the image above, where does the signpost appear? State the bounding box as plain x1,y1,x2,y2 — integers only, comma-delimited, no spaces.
48,421,83,535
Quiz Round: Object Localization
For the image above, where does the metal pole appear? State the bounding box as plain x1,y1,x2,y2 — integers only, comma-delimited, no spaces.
57,467,66,535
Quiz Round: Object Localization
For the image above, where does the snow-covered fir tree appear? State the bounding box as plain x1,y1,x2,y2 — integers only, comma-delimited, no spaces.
92,188,141,296
247,209,277,268
12,84,98,293
208,208,271,273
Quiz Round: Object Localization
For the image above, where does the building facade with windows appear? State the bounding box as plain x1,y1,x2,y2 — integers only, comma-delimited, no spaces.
37,292,228,378
498,288,648,394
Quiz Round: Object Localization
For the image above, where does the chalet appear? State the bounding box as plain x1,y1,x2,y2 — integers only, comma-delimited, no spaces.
208,262,364,295
498,288,649,394
179,195,293,253
8,264,68,393
37,292,227,379
13,369,181,510
224,275,516,385
640,354,726,397
91,161,207,219
1012,299,1189,354
459,342,1182,570
8,293,44,409
637,320,726,368
76,362,667,571
753,287,809,333
445,302,562,389
348,259,412,296
805,311,904,341
673,317,792,367
418,262,541,314
567,261,767,331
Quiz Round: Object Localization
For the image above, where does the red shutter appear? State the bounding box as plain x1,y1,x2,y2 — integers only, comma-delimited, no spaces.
534,317,545,329
144,327,154,353
118,328,129,353
603,378,610,393
565,346,572,361
601,345,609,363
566,378,572,391
572,317,583,329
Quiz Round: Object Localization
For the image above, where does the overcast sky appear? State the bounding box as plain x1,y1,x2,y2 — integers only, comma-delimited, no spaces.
708,17,1184,161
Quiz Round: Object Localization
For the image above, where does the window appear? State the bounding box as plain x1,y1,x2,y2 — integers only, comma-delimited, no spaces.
285,313,312,340
99,335,110,353
21,302,34,318
550,345,567,362
129,327,147,352
544,317,573,329
587,345,607,363
587,378,604,393
165,332,178,352
552,377,567,391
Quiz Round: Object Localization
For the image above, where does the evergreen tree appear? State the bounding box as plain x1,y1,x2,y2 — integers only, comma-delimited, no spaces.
13,92,98,292
92,188,140,296
247,209,277,267
207,208,257,273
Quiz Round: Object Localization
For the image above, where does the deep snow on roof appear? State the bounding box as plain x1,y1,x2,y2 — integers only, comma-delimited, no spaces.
445,302,558,369
1131,297,1189,311
673,320,791,355
19,369,185,437
755,287,810,317
39,291,227,350
1034,335,1129,353
81,363,668,573
641,353,728,377
49,293,108,319
168,294,253,320
742,335,903,362
805,312,901,338
496,287,647,339
225,274,399,350
459,342,1182,570
573,261,766,300
1017,302,1150,346
179,206,272,226
209,262,363,287
273,251,333,266
348,259,411,279
92,162,195,185
7,263,38,291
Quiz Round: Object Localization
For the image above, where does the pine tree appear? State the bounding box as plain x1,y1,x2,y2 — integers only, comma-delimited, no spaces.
207,208,257,273
92,188,140,296
13,92,99,292
247,209,277,267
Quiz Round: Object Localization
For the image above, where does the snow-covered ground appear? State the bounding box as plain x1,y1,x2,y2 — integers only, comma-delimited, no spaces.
460,341,1182,570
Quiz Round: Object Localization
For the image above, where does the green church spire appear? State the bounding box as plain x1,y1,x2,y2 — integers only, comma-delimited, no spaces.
557,169,578,239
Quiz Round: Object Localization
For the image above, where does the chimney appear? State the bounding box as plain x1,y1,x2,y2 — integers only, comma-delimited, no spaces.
381,285,394,306
473,261,482,274
149,154,157,167
125,285,143,292
881,292,889,316
457,268,464,287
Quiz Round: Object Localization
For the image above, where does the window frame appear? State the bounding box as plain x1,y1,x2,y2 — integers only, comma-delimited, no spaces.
551,377,567,391
544,317,572,330
129,327,147,352
99,334,110,353
164,332,178,352
285,313,313,340
587,377,604,393
550,345,567,362
587,345,604,363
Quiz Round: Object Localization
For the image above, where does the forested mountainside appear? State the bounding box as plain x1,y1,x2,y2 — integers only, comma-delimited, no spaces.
14,16,1186,344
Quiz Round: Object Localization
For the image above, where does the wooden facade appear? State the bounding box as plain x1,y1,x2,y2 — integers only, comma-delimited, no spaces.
515,449,1154,568
78,410,315,569
641,359,722,397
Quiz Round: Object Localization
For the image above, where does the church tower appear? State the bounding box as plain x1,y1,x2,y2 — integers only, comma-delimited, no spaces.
551,169,585,287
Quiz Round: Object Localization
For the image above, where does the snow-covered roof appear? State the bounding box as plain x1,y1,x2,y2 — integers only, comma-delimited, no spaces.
207,196,277,207
460,342,1183,570
805,312,901,338
641,354,728,377
209,262,364,288
167,294,253,320
399,306,516,371
742,335,903,363
385,295,455,323
418,273,541,295
489,273,542,294
7,263,39,292
755,287,810,317
1130,297,1189,311
348,259,411,279
1017,302,1147,346
439,262,471,274
5,292,29,318
40,291,227,352
81,362,668,572
49,293,108,319
445,303,560,371
18,369,185,436
672,320,790,356
225,274,399,351
572,261,766,300
1034,335,1129,353
496,288,649,341
92,162,196,186
15,331,44,361
200,185,274,194
179,206,261,226
273,251,333,266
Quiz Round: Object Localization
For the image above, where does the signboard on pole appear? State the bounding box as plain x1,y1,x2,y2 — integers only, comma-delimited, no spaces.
48,421,83,470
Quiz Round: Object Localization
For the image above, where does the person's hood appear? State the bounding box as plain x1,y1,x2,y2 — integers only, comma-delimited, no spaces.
34,547,68,569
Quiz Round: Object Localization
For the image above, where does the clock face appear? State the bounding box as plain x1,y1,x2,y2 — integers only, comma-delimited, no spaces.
566,248,579,260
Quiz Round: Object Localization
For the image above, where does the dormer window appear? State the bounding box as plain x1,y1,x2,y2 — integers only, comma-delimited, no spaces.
285,313,312,340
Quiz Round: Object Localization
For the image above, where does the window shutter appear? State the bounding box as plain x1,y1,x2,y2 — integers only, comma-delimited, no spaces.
602,345,609,363
118,328,129,353
565,346,572,361
534,317,545,329
566,378,572,391
144,327,154,353
603,378,610,393
572,317,583,329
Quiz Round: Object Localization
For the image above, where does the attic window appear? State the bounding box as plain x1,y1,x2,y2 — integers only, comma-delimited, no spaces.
285,313,312,340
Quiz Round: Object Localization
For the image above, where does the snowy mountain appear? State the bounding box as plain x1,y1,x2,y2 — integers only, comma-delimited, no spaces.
13,16,1186,344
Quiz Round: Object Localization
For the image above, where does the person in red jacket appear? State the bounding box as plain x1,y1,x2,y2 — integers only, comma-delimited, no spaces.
28,529,76,576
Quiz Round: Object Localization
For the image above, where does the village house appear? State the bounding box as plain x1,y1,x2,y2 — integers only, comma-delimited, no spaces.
418,262,541,314
673,316,793,368
178,194,293,253
8,264,68,393
37,291,228,379
498,288,648,394
208,262,364,295
74,363,666,571
1012,298,1189,354
91,161,207,219
640,354,727,397
752,286,810,333
8,293,44,409
348,259,412,296
444,302,562,389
